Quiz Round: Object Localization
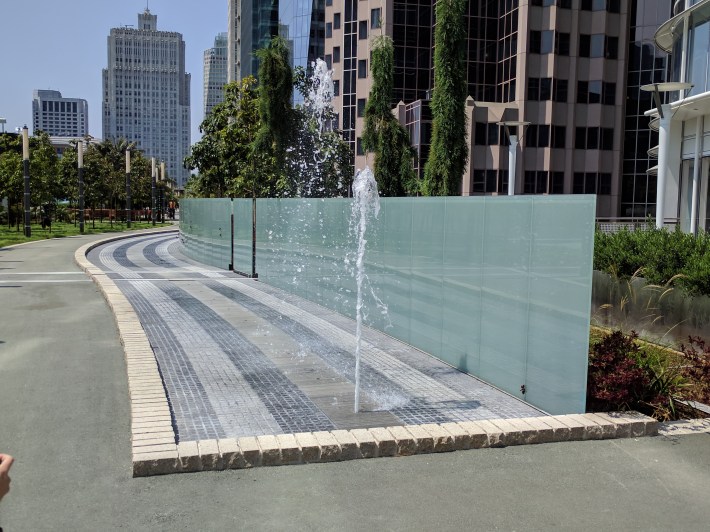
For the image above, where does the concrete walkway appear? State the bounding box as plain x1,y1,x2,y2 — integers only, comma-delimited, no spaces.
0,232,709,530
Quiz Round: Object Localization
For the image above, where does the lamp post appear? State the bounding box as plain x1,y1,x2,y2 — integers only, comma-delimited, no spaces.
78,139,85,234
125,149,132,228
640,82,692,229
21,126,31,237
151,157,156,226
0,118,6,133
160,161,166,224
497,121,530,196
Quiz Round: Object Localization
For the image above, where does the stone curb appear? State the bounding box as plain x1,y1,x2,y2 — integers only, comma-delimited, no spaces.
73,230,667,478
131,412,660,477
73,228,180,476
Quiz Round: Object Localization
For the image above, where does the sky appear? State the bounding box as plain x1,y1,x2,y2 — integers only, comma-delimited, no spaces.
0,0,228,143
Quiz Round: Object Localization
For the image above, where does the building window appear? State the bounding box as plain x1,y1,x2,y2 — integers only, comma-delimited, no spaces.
553,79,568,102
357,98,366,117
371,8,381,29
575,127,614,150
333,47,341,63
579,34,618,59
526,125,551,148
555,32,570,55
326,22,332,38
334,13,341,30
552,126,566,148
573,172,612,194
359,20,368,39
333,80,340,96
532,0,571,6
358,59,367,78
472,169,508,194
325,54,332,69
530,30,554,54
326,0,332,5
577,81,616,105
474,122,501,146
356,137,364,155
524,171,549,194
581,0,619,12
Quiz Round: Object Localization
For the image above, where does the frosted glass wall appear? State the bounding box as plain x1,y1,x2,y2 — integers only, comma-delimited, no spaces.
232,198,254,276
181,195,596,414
180,199,232,269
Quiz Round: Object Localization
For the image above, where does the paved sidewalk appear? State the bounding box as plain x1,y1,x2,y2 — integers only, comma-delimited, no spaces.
1,233,709,530
86,231,543,444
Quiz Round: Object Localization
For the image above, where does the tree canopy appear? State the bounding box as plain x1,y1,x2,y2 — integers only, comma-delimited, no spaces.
362,35,417,196
422,0,468,196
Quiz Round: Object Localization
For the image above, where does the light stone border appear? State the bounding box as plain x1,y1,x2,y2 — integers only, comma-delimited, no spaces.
75,230,664,477
74,228,181,475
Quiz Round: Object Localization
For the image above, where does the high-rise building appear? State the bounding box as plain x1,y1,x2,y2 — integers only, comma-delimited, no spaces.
648,0,710,232
32,89,88,137
621,1,673,218
323,0,673,219
102,9,191,188
278,0,325,72
228,0,279,82
204,32,229,119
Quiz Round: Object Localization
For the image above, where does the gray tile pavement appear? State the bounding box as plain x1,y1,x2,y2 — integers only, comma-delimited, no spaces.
87,233,543,443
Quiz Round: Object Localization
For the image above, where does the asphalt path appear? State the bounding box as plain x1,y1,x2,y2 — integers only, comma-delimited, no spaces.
0,233,709,531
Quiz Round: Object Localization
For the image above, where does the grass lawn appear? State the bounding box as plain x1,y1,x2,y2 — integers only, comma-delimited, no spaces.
0,220,174,249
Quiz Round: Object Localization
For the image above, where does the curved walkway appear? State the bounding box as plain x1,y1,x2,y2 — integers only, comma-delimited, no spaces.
79,231,665,476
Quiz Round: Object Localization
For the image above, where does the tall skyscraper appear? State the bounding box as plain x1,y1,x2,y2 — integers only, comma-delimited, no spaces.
228,0,279,82
278,0,325,71
102,9,191,187
204,32,229,119
32,89,88,137
621,1,673,218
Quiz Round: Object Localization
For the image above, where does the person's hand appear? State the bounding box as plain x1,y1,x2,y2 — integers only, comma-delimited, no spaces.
0,453,14,502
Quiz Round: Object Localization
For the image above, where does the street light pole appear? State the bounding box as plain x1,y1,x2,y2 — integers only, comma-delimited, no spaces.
22,126,31,237
125,149,132,228
151,157,156,226
78,139,85,234
160,161,166,224
497,121,530,196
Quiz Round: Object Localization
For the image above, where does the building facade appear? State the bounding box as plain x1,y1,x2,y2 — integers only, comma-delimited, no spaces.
278,0,325,73
102,9,191,187
650,0,710,232
228,0,280,82
32,90,88,137
204,32,229,119
322,0,676,219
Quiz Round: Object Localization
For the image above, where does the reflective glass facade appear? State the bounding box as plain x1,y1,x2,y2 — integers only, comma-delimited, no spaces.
279,0,325,76
620,0,672,218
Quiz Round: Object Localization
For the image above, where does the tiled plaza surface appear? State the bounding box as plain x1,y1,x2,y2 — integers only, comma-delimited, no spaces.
86,231,544,444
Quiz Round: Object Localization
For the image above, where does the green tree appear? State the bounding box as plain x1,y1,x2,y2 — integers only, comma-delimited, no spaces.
362,35,417,196
185,77,268,198
422,0,468,196
29,130,60,209
254,36,294,192
0,133,23,228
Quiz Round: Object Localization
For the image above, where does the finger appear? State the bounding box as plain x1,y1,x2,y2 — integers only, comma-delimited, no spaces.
0,455,14,472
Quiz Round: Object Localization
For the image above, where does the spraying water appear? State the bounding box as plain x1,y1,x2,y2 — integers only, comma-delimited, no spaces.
350,167,380,413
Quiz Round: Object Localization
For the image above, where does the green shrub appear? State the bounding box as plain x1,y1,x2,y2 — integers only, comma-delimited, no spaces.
595,226,710,297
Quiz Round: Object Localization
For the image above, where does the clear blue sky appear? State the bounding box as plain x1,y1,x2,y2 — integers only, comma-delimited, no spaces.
0,0,227,142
